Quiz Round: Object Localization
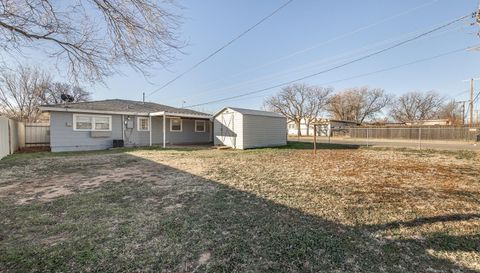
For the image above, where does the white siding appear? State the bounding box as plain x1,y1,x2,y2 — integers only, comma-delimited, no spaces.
0,117,24,159
243,114,287,149
214,109,243,149
214,108,287,149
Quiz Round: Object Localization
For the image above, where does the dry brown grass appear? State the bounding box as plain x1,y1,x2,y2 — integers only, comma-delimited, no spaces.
0,146,479,272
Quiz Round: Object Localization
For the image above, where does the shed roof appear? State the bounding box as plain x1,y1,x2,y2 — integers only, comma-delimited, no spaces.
40,99,210,117
214,107,284,118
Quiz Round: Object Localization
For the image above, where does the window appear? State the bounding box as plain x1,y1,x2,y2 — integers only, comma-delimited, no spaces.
95,116,110,130
170,118,182,132
73,114,111,131
195,120,206,132
137,117,149,131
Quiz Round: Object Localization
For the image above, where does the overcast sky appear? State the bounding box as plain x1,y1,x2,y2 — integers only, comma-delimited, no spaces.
22,0,480,113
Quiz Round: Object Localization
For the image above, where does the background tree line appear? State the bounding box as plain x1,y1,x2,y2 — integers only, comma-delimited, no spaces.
0,65,90,122
264,83,463,136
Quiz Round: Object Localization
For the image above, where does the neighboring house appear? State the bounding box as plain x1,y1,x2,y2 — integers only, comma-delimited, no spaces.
213,107,287,149
288,118,359,136
405,119,453,126
287,118,315,136
39,99,212,152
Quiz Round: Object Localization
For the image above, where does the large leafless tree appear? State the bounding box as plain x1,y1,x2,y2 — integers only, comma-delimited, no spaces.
437,100,463,125
0,0,182,82
264,84,331,136
389,91,444,122
0,65,90,122
327,87,391,123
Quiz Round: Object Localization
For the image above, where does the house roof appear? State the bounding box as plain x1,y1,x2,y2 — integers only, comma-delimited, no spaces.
214,107,285,118
40,99,211,118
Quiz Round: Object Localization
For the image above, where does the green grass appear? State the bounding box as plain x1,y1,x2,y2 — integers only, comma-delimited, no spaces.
271,141,360,150
1,144,479,272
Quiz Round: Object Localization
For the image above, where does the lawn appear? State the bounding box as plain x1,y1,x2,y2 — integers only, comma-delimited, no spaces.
0,144,479,272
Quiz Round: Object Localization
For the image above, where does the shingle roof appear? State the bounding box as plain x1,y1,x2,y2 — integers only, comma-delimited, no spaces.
41,99,210,116
214,107,285,118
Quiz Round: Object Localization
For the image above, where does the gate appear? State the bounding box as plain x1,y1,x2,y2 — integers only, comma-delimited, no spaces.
25,123,50,147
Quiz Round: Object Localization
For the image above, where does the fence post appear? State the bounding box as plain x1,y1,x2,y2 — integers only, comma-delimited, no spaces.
367,127,369,147
418,127,422,149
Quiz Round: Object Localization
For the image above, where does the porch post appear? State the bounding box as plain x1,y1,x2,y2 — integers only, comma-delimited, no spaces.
163,114,166,148
149,115,152,147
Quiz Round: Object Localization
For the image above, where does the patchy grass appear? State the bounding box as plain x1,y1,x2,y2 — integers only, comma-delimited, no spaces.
366,146,478,160
0,147,479,272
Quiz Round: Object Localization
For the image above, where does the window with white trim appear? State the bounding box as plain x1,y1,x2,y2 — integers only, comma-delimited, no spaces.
73,114,111,131
170,118,182,132
195,120,206,132
137,117,149,131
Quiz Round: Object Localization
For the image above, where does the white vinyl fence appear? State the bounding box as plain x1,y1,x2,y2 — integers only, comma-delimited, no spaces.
0,116,25,159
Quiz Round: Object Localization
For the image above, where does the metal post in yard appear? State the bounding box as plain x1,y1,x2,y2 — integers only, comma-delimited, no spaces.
328,123,331,144
366,127,369,147
418,127,422,149
313,124,317,155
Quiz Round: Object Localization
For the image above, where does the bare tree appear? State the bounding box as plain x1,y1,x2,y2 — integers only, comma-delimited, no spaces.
264,84,331,136
389,91,444,122
327,87,391,123
0,65,50,122
303,87,332,135
0,0,182,82
0,65,90,122
437,100,463,125
42,82,91,105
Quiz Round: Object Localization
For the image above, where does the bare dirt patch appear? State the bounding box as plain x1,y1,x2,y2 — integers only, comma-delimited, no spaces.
1,146,479,272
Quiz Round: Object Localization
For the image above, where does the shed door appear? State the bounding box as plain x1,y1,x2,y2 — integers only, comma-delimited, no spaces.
220,112,236,148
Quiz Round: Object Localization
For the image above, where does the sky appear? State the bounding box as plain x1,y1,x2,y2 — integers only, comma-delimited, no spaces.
19,0,480,114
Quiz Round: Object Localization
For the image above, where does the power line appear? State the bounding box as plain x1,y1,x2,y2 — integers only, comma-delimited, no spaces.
147,0,294,97
186,24,464,102
185,13,474,108
190,0,441,91
189,46,476,107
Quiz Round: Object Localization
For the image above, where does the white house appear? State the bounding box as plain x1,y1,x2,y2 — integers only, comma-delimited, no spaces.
288,118,359,136
213,107,287,149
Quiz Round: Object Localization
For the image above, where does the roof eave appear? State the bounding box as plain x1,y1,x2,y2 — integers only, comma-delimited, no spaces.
39,106,149,116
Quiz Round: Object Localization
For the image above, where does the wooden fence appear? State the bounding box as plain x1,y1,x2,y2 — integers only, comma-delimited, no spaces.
348,126,480,142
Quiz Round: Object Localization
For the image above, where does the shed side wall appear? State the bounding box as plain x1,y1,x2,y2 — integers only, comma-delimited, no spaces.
242,115,287,149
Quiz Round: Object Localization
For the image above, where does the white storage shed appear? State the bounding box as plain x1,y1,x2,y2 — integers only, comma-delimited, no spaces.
213,107,287,149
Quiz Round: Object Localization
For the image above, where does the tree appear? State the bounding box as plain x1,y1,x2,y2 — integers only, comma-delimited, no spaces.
0,0,182,82
0,65,90,122
303,87,332,135
389,91,444,122
42,83,91,105
327,87,391,123
264,83,331,136
437,100,463,125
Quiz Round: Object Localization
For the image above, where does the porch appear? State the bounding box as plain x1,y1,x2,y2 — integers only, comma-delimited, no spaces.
142,111,212,148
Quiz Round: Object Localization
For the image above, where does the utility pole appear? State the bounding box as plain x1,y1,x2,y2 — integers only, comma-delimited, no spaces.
142,92,145,103
470,79,474,126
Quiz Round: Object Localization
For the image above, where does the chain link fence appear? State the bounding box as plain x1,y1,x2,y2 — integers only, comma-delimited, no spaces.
348,126,480,143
